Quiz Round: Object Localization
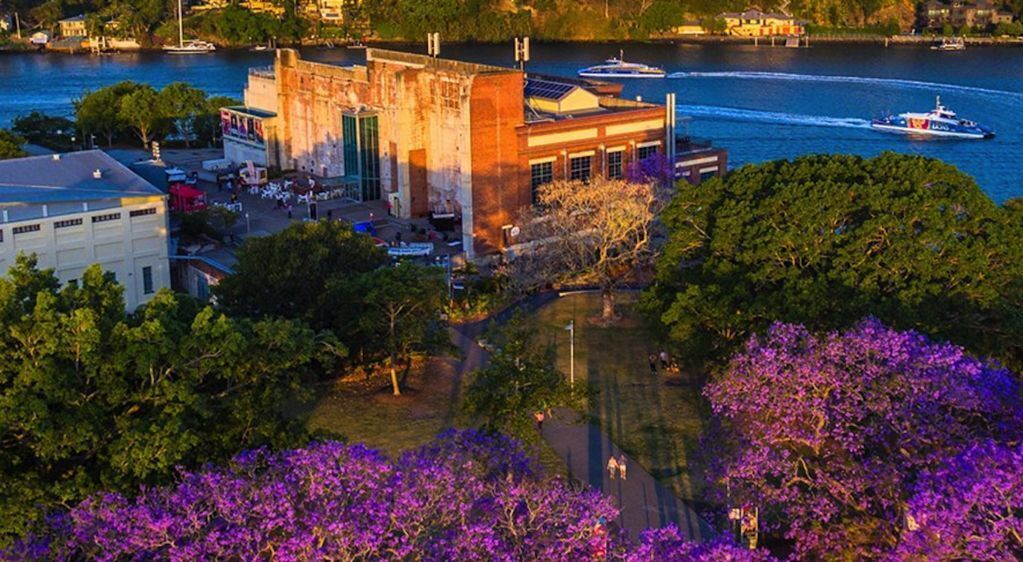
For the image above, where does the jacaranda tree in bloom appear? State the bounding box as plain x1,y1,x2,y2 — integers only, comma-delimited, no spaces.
891,440,1023,561
3,430,771,561
704,319,1023,560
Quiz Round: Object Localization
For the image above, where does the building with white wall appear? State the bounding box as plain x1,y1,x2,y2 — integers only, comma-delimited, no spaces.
0,150,170,310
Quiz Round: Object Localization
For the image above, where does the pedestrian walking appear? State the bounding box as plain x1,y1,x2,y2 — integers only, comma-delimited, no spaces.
534,410,545,433
659,350,670,370
286,203,293,220
618,454,628,480
326,209,333,222
606,456,619,480
648,353,658,375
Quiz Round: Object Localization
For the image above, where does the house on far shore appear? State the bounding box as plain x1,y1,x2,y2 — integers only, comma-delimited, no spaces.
718,9,804,36
29,31,50,45
58,14,87,38
671,22,707,36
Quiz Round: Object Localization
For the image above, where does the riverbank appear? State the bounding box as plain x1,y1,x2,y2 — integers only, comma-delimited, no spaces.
4,32,1022,56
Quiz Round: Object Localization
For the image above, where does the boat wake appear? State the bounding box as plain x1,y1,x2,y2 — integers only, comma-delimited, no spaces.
680,104,872,130
669,71,1023,100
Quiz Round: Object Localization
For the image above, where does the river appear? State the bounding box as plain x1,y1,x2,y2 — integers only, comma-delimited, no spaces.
1,42,1021,202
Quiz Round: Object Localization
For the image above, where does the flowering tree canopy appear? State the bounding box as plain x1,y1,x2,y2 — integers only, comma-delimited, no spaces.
892,440,1023,561
704,319,1023,560
5,430,768,561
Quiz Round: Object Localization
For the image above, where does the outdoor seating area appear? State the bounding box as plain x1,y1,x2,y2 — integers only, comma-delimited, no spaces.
248,179,353,206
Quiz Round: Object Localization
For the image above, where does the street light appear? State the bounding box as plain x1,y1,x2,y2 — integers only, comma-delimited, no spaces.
564,320,575,386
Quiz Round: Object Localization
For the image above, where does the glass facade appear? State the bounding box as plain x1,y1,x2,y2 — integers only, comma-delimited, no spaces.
341,112,381,201
607,151,623,179
569,155,592,182
530,161,553,204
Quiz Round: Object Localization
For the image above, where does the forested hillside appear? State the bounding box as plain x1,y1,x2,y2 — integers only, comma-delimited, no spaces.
0,0,1019,43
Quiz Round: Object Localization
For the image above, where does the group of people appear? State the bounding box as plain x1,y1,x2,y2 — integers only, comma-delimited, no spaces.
606,454,628,480
647,350,676,375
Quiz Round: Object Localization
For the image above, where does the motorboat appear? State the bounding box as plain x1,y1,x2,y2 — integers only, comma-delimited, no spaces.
578,50,665,79
163,0,215,54
931,37,966,51
871,96,994,139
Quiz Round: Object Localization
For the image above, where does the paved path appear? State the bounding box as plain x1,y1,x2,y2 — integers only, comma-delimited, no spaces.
451,300,715,543
542,408,715,542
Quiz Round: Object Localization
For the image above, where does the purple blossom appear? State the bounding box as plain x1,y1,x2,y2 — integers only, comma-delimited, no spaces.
6,430,767,561
704,318,1023,560
891,440,1023,561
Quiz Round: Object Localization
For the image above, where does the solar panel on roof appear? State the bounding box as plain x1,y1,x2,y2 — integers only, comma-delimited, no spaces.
524,79,576,101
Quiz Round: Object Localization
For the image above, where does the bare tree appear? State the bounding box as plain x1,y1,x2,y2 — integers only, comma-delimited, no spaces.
508,177,666,323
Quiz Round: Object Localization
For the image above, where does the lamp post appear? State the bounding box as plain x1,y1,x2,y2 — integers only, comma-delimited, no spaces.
564,320,575,386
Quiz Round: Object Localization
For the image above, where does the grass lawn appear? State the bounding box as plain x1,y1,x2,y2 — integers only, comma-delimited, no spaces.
530,292,712,504
303,358,463,458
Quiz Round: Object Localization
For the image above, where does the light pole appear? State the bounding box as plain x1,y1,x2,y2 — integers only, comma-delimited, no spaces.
564,320,575,386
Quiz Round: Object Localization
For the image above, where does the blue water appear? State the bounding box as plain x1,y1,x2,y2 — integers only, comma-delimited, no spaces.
1,42,1021,201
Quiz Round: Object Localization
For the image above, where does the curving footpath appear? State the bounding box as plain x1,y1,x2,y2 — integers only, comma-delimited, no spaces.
449,292,715,543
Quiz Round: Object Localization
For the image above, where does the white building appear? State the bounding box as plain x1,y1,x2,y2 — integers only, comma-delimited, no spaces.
0,151,171,310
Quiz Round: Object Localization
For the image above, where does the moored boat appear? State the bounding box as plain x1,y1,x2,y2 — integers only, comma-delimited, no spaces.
871,97,994,139
163,0,215,54
931,37,966,51
578,50,665,79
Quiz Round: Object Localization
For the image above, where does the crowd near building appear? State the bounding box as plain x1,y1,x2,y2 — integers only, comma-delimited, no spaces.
223,48,727,258
0,151,170,310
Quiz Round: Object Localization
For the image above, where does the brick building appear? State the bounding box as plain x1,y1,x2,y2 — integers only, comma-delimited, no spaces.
227,48,727,258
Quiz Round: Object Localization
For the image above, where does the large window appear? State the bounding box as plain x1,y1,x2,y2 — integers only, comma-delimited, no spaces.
530,161,554,204
569,155,592,182
607,150,623,179
342,112,381,201
638,144,659,161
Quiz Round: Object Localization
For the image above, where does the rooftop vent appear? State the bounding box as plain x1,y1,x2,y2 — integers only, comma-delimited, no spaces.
52,154,61,161
92,169,102,179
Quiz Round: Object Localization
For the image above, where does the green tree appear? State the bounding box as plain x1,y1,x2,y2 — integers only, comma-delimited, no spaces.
214,221,389,356
76,81,138,147
637,0,685,34
0,129,26,159
644,152,1023,370
159,82,207,147
462,313,579,439
994,21,1023,37
118,84,161,147
0,254,337,543
354,262,447,396
12,111,76,150
195,95,241,147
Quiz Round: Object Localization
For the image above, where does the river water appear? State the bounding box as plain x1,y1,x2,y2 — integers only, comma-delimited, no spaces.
1,42,1021,201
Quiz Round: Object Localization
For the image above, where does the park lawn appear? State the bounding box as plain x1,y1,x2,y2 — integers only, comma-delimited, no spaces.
530,292,712,504
304,358,464,459
302,355,569,475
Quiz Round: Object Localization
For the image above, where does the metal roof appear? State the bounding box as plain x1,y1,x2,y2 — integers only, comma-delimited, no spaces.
524,78,577,101
0,150,164,206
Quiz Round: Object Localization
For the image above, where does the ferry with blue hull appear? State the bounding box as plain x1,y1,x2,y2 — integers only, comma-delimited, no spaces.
578,51,665,79
871,97,994,139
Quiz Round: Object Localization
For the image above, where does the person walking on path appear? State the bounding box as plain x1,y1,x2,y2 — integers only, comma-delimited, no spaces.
618,454,628,480
606,455,619,480
648,353,658,375
534,410,545,434
659,350,670,371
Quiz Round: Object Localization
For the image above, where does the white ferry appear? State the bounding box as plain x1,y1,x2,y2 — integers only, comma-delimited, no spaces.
578,51,665,79
871,97,994,140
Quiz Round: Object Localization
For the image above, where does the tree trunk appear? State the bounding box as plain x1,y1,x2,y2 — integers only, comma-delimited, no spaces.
389,350,401,396
602,288,616,322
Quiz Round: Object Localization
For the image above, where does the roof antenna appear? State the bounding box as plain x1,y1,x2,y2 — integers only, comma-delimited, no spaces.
514,37,530,71
427,32,440,58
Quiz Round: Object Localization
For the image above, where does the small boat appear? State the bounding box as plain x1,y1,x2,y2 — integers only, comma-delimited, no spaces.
164,40,216,54
250,44,269,52
931,37,966,51
871,96,994,139
163,0,215,54
578,50,665,79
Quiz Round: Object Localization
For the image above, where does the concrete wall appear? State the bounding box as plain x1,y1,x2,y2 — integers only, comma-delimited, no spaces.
0,196,170,311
